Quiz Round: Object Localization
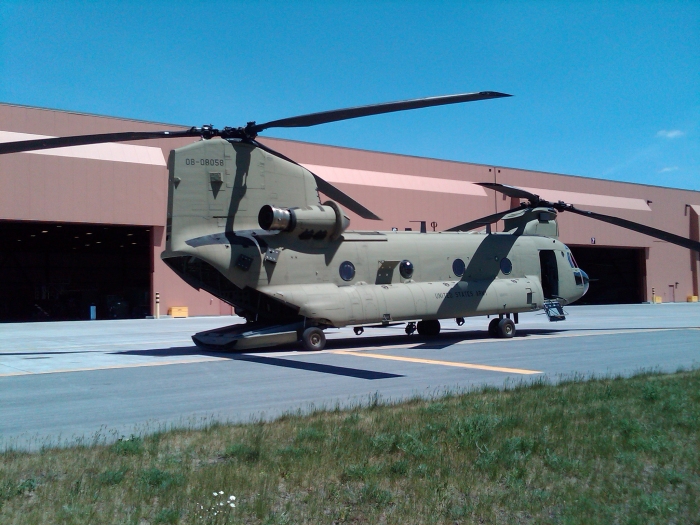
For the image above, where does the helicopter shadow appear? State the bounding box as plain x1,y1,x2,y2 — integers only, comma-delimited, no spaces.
111,327,570,378
320,327,567,351
112,345,403,380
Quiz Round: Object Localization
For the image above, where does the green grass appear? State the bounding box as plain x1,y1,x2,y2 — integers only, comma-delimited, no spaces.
1,370,699,524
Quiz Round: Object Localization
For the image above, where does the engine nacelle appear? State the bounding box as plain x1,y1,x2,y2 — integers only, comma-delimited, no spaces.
258,200,350,240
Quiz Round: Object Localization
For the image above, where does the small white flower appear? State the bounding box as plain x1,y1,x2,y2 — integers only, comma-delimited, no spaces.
219,490,224,495
212,492,218,496
230,503,235,508
220,502,224,506
229,495,236,500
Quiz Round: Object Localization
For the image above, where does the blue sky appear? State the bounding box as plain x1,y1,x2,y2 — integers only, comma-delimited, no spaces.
1,1,698,190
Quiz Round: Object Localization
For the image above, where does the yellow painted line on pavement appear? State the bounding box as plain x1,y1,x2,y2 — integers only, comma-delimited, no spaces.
331,350,541,375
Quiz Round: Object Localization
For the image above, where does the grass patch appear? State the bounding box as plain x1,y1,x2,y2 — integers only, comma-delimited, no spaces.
1,370,699,523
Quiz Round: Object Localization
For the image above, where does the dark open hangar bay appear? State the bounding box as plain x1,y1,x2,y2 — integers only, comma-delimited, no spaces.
0,101,699,321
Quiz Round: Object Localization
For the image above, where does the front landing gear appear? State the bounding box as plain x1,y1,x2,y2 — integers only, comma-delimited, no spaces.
488,317,516,338
488,318,500,337
301,327,326,351
405,322,416,336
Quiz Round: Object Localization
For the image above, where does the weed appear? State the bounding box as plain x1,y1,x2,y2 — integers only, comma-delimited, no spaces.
16,478,37,494
223,442,261,463
341,463,378,481
139,468,183,491
422,402,448,414
110,434,143,455
397,432,433,458
388,459,409,477
295,426,325,442
276,445,311,458
450,413,500,448
370,432,397,453
545,449,581,473
98,467,128,486
662,468,685,485
642,382,660,402
638,493,669,516
360,482,392,504
154,507,180,524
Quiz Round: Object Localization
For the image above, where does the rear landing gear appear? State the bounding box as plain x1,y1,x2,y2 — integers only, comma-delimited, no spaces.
417,319,441,336
405,322,416,336
301,326,326,351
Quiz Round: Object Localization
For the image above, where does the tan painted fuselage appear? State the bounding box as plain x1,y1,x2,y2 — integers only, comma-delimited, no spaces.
161,139,586,329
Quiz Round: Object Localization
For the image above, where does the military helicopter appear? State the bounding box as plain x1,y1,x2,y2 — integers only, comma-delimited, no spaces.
2,92,699,351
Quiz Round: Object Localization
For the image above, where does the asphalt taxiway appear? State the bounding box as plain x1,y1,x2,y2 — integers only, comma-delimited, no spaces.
2,303,699,450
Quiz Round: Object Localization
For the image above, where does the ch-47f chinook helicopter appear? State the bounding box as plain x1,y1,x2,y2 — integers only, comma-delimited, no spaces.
2,92,700,351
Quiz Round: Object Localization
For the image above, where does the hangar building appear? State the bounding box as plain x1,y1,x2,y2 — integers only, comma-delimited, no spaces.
1,103,699,321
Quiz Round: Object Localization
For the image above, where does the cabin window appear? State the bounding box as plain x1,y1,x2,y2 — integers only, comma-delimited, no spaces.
574,271,583,286
399,260,414,279
500,257,513,275
452,258,465,277
339,261,356,281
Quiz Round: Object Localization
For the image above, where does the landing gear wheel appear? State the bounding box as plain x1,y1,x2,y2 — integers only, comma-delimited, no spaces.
302,327,326,351
497,318,516,338
353,327,364,336
456,317,465,326
405,322,416,336
488,318,500,338
417,319,441,336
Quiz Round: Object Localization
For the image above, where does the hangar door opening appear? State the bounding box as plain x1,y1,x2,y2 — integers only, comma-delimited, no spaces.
0,222,151,322
568,246,645,305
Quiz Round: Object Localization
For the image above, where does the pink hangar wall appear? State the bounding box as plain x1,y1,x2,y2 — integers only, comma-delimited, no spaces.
2,103,699,315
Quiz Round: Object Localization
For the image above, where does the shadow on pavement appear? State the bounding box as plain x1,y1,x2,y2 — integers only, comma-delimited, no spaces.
113,328,569,359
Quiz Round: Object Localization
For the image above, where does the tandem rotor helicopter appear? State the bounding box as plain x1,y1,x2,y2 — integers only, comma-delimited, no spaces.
2,92,700,351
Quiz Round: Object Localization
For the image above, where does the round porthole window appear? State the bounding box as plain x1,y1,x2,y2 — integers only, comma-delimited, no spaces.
500,257,513,275
452,258,465,277
339,261,355,281
399,259,414,279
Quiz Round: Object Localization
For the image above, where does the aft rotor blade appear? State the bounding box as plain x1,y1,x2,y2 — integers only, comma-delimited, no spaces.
250,91,512,133
251,139,381,221
312,175,381,220
0,129,203,155
445,204,529,232
477,182,541,204
566,206,700,253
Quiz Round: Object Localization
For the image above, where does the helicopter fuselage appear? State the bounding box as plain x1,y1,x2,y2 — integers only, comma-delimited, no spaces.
159,138,588,348
164,228,587,328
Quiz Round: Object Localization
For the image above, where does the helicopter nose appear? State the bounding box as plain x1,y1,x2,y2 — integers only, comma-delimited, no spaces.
580,269,590,296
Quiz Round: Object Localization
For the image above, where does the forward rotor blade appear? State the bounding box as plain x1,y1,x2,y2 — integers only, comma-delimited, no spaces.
566,206,700,253
477,182,540,203
250,91,511,133
445,204,529,232
0,129,203,155
251,139,381,220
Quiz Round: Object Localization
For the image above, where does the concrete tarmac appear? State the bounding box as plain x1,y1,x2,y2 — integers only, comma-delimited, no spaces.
1,303,699,450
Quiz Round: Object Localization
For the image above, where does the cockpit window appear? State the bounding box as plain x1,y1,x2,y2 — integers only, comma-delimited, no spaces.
567,252,578,268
